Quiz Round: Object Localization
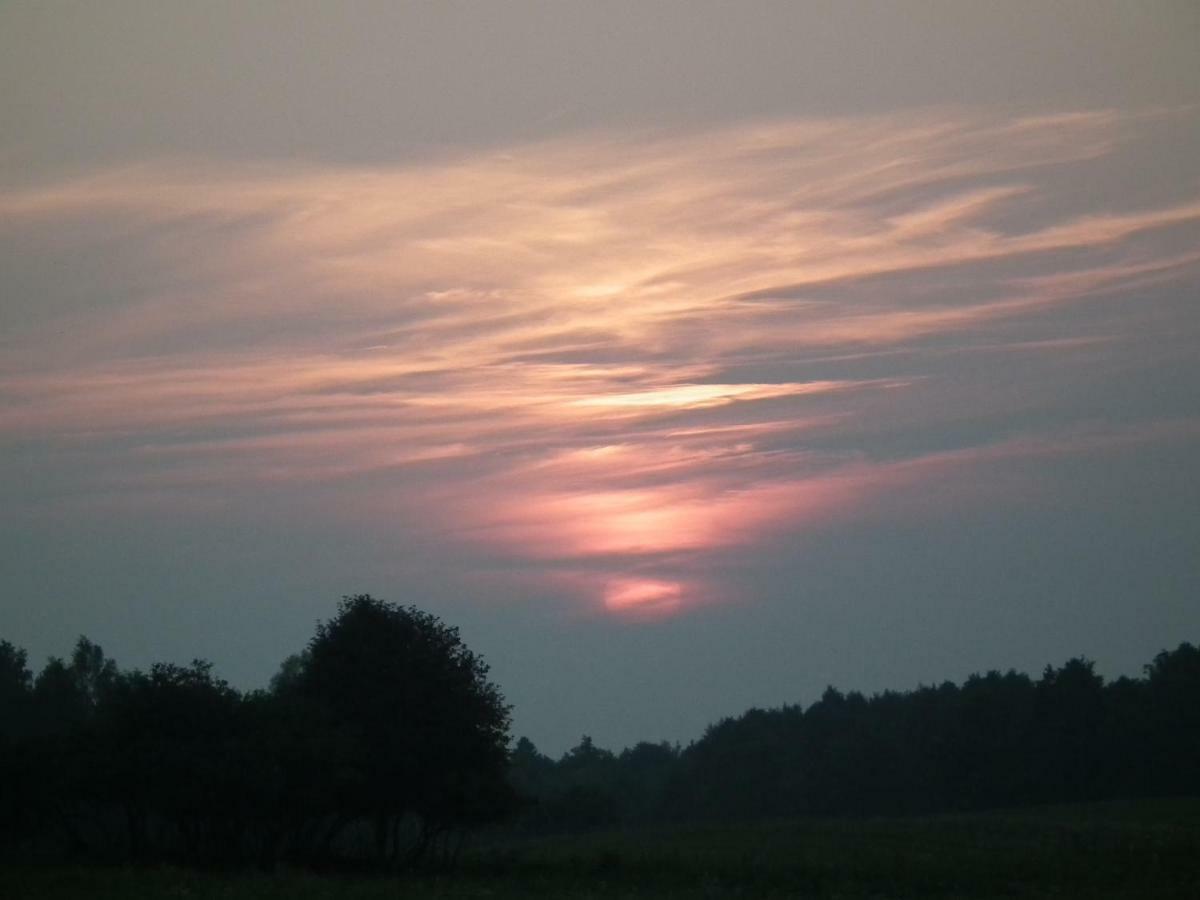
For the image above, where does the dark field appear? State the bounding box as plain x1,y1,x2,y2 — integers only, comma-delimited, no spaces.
4,798,1198,899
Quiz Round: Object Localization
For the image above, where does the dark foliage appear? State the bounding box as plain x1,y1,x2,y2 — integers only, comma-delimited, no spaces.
0,597,513,868
294,595,514,864
507,645,1200,832
3,609,1198,864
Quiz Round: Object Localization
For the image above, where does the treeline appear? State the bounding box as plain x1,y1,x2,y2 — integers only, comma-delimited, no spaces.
3,609,1198,865
0,596,513,868
507,645,1200,831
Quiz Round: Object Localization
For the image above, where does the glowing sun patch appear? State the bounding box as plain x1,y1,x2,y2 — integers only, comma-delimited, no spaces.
603,578,683,616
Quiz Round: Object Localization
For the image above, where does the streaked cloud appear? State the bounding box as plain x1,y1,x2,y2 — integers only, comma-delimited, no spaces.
2,108,1198,615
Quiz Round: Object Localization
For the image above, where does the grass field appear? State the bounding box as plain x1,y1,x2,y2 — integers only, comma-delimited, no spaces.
4,798,1198,899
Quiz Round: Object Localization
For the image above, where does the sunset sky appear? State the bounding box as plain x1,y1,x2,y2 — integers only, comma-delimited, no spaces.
2,2,1198,753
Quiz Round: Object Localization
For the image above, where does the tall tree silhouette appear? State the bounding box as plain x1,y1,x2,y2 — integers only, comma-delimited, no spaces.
0,640,31,739
1144,642,1200,794
296,595,513,864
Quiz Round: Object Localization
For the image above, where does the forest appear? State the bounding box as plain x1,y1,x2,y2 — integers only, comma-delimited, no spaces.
1,594,1198,871
510,645,1200,831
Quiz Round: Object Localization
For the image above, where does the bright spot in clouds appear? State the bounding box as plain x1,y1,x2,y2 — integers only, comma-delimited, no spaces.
571,382,849,410
604,579,684,617
2,108,1199,616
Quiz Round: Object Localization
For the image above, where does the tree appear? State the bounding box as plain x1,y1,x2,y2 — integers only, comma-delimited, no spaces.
0,640,34,852
615,741,679,823
296,595,513,865
267,650,310,696
96,660,244,860
69,637,118,711
27,637,119,737
1035,657,1106,801
0,640,32,739
1143,642,1200,794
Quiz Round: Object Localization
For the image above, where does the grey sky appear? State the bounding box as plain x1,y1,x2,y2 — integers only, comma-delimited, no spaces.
2,2,1198,754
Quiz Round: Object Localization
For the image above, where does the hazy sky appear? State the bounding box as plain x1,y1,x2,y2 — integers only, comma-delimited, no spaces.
2,2,1199,754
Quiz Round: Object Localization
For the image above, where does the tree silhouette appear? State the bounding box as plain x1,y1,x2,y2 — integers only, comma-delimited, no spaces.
3,620,1199,861
1035,658,1105,801
0,640,31,739
95,660,243,859
295,595,513,865
1144,642,1200,794
0,641,34,852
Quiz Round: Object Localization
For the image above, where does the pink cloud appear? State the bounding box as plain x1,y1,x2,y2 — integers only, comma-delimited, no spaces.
2,108,1198,614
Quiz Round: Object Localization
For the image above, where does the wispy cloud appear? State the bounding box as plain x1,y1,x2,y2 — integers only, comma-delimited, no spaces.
2,108,1198,614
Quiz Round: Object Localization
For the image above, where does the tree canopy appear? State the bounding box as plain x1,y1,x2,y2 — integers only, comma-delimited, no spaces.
0,597,513,868
1,609,1197,866
294,595,513,861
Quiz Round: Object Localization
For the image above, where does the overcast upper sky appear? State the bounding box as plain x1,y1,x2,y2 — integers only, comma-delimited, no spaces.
2,1,1199,754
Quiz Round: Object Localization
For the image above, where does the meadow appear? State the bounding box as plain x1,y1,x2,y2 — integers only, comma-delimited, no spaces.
4,798,1198,899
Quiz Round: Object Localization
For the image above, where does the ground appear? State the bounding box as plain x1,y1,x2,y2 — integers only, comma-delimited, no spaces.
3,798,1198,898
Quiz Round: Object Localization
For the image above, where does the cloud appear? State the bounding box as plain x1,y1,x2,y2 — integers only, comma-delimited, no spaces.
2,108,1198,614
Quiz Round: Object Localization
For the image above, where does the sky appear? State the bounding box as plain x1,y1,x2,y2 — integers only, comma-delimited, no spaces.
2,1,1199,755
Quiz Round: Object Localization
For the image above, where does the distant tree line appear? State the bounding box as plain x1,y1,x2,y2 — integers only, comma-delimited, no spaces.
0,596,513,868
507,645,1200,831
3,600,1198,864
